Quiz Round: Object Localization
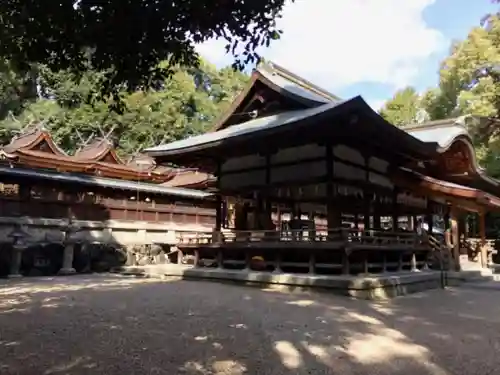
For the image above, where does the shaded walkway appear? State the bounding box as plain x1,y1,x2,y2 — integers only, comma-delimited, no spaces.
1,275,499,374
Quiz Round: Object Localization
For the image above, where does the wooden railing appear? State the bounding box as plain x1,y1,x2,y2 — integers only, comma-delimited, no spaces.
426,235,449,287
177,228,426,248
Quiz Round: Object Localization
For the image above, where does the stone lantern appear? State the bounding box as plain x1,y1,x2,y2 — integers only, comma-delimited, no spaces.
7,225,30,278
58,218,83,275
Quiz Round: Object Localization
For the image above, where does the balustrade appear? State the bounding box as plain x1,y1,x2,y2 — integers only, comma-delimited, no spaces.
176,228,431,276
177,228,424,248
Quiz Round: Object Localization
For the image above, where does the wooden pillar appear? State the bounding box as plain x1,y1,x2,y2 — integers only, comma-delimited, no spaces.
426,211,434,236
373,198,381,229
353,213,359,230
309,252,316,274
215,195,223,231
215,161,223,234
363,190,371,231
363,154,371,232
342,251,350,275
450,207,460,271
397,253,403,272
410,252,417,272
392,188,399,231
444,208,451,248
243,250,251,270
407,215,415,231
274,251,283,273
216,249,224,269
479,211,488,268
193,249,200,268
326,143,341,235
362,252,369,274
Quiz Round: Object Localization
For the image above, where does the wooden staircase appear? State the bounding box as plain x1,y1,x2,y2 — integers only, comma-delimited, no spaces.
428,235,452,271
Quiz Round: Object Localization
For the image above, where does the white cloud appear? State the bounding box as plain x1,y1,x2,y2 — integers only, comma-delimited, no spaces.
367,99,386,111
196,0,445,91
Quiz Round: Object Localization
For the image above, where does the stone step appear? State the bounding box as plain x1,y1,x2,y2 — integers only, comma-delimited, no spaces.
454,269,500,283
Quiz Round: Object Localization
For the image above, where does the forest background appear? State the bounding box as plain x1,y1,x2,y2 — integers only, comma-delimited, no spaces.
0,11,499,178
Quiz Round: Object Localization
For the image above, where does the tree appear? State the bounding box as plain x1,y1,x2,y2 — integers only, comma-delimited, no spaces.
433,15,500,176
0,60,249,155
379,87,422,127
0,0,287,101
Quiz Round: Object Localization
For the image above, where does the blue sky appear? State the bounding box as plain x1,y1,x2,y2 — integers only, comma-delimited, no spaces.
339,0,498,108
197,0,498,110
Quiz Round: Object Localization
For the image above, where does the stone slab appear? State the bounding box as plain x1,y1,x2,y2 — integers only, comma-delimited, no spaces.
115,265,450,300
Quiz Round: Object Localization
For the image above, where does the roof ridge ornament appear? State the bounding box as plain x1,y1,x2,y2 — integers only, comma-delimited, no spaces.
96,123,117,146
75,130,96,153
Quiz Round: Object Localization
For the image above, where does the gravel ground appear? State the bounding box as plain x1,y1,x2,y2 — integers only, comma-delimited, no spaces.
1,275,500,375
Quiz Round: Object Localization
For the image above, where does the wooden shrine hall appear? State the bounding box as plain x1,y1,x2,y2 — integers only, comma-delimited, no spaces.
0,124,217,277
145,61,500,279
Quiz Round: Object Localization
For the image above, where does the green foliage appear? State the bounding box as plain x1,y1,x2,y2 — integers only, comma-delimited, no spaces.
435,15,500,175
379,12,500,176
378,87,421,126
0,0,287,101
0,60,249,155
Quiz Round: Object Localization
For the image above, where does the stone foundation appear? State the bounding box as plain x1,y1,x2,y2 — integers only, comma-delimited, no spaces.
115,265,456,299
0,217,212,277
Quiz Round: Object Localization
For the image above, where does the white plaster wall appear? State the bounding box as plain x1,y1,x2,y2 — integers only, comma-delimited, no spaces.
0,217,213,246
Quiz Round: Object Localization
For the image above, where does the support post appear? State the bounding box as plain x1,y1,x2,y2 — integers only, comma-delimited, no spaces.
342,251,350,275
274,251,282,273
392,188,399,231
177,249,184,265
363,190,371,231
479,211,488,268
407,215,414,231
193,249,200,268
243,250,251,271
216,249,224,269
450,207,460,271
309,252,316,274
8,246,24,278
426,212,434,235
410,252,418,272
362,252,369,275
326,143,341,237
382,253,387,273
59,243,76,275
215,194,223,231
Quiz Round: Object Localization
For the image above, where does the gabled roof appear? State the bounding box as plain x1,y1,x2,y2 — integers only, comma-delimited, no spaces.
395,167,500,211
0,165,212,199
145,96,436,163
162,170,215,189
74,138,124,164
2,126,67,156
405,117,473,151
0,128,173,183
211,61,340,131
404,116,500,194
258,62,340,105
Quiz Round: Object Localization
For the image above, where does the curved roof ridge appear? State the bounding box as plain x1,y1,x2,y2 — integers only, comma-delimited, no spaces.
3,127,68,156
262,61,341,102
403,117,464,131
74,137,124,164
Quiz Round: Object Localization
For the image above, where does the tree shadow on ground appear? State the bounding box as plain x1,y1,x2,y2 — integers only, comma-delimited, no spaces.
1,275,499,374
